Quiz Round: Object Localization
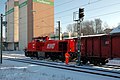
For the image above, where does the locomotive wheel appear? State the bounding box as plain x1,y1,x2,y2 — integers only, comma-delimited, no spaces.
51,58,55,61
30,57,33,59
51,57,55,61
101,62,106,65
61,57,65,62
25,52,28,57
94,62,98,66
59,55,65,62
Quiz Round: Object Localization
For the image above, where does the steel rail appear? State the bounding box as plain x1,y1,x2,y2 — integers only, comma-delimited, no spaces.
5,58,120,79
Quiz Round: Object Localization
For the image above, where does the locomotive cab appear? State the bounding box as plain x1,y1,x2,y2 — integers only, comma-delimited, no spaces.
25,36,49,57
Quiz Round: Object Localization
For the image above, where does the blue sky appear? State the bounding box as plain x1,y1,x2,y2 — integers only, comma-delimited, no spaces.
0,0,6,14
54,0,120,32
1,0,120,33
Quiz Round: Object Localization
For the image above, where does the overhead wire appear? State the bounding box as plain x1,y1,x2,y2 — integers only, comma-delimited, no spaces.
12,0,76,20
37,0,77,12
62,10,120,25
56,1,120,24
42,0,102,18
34,0,103,24
15,0,103,26
12,0,103,22
87,2,120,12
87,10,120,19
54,1,120,20
34,0,103,26
14,0,120,26
8,0,120,29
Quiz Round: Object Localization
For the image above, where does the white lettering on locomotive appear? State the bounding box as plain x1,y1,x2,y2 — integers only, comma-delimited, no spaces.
47,43,55,49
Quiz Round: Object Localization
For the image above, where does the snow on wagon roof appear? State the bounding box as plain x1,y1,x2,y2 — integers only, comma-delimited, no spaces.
81,34,107,38
69,34,107,39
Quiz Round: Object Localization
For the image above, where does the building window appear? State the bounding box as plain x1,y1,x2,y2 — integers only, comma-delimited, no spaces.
5,5,7,10
14,1,19,6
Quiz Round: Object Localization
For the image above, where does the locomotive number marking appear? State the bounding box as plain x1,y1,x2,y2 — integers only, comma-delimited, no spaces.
47,43,55,49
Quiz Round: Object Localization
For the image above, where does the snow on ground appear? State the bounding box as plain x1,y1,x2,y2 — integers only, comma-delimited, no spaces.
107,59,120,66
2,51,28,59
1,51,120,80
3,51,25,54
0,60,119,80
2,51,120,65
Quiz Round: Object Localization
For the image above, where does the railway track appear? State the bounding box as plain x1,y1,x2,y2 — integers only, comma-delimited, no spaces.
3,53,120,69
5,58,120,79
3,53,120,71
87,64,120,71
104,65,120,69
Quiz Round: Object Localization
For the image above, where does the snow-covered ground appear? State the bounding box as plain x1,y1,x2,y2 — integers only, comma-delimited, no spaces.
0,51,120,80
107,59,120,66
0,60,119,80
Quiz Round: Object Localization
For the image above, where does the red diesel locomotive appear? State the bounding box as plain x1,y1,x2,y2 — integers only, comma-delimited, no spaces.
25,34,120,65
25,36,77,62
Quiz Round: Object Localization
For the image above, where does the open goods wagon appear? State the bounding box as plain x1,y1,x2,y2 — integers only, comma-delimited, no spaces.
81,34,120,65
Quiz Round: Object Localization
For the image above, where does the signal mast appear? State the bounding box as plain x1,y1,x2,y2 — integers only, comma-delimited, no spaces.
73,8,84,65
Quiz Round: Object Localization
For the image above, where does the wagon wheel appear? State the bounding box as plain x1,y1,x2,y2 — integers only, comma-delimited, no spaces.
51,56,55,61
82,60,88,65
61,57,65,62
25,52,28,57
101,62,106,65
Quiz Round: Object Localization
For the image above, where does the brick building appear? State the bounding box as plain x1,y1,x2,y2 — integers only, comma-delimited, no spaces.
5,0,54,50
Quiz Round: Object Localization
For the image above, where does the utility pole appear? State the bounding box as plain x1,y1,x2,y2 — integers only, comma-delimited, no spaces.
77,20,81,66
0,14,3,64
58,21,60,40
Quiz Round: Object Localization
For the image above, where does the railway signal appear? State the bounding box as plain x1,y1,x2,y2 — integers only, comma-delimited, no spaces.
73,8,84,66
79,8,84,19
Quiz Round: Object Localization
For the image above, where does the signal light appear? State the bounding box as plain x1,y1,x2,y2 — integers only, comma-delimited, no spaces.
79,8,84,19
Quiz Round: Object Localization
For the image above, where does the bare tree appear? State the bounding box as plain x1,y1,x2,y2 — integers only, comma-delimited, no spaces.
82,20,94,35
66,24,73,32
55,27,62,34
65,18,105,35
73,23,77,32
103,22,109,29
95,18,102,34
103,22,113,34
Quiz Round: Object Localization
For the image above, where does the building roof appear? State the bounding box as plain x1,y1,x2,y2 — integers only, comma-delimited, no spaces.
110,25,120,34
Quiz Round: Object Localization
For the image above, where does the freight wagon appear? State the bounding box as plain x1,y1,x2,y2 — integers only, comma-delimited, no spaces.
80,34,120,65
